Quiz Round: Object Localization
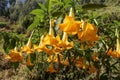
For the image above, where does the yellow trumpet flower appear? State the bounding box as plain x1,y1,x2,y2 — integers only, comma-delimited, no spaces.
112,29,120,58
52,35,64,53
42,34,59,46
59,8,81,35
21,40,34,54
108,29,120,58
24,54,34,66
46,63,57,73
6,47,23,62
57,32,74,50
42,20,59,46
21,31,34,54
34,35,44,52
78,21,99,43
47,53,63,63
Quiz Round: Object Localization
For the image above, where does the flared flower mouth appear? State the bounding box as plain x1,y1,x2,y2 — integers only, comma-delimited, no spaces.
59,8,81,35
57,32,74,50
78,21,99,43
6,47,23,62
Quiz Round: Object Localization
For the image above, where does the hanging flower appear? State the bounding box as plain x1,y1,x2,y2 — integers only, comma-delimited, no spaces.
52,35,64,53
78,21,99,43
42,34,59,46
112,34,120,58
107,29,120,58
21,31,34,54
47,53,63,63
59,8,81,35
34,35,55,55
56,32,74,50
24,54,34,66
34,35,45,52
46,63,57,73
21,40,34,54
41,46,54,55
6,47,23,62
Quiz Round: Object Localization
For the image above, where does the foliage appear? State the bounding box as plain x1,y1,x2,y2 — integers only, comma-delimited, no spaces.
0,32,26,53
1,0,120,80
0,22,8,28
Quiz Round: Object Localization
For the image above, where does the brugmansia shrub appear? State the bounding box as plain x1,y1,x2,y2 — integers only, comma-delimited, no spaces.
5,7,120,80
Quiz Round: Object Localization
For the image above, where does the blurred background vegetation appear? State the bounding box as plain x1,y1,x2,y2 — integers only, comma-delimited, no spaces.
0,0,120,80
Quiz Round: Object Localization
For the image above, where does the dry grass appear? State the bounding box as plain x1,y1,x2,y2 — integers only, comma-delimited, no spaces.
0,53,31,80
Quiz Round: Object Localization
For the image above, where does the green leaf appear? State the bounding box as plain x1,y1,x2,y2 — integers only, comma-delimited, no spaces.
28,16,40,30
113,20,120,26
38,3,47,11
30,9,44,16
46,0,52,14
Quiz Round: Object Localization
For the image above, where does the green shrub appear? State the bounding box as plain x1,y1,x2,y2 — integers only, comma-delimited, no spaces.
0,22,8,28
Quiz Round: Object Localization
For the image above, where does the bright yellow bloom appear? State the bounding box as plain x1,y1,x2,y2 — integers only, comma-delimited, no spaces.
36,20,73,54
6,47,23,62
52,46,64,53
34,35,55,55
42,21,58,46
21,31,34,54
34,32,57,55
78,21,99,43
52,35,64,53
34,45,42,52
47,53,63,63
107,29,120,58
46,63,57,73
42,34,59,46
24,55,34,66
41,46,54,55
56,32,74,50
107,47,120,58
59,8,81,35
34,37,54,55
34,35,45,52
37,23,61,54
21,40,34,54
112,30,120,58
